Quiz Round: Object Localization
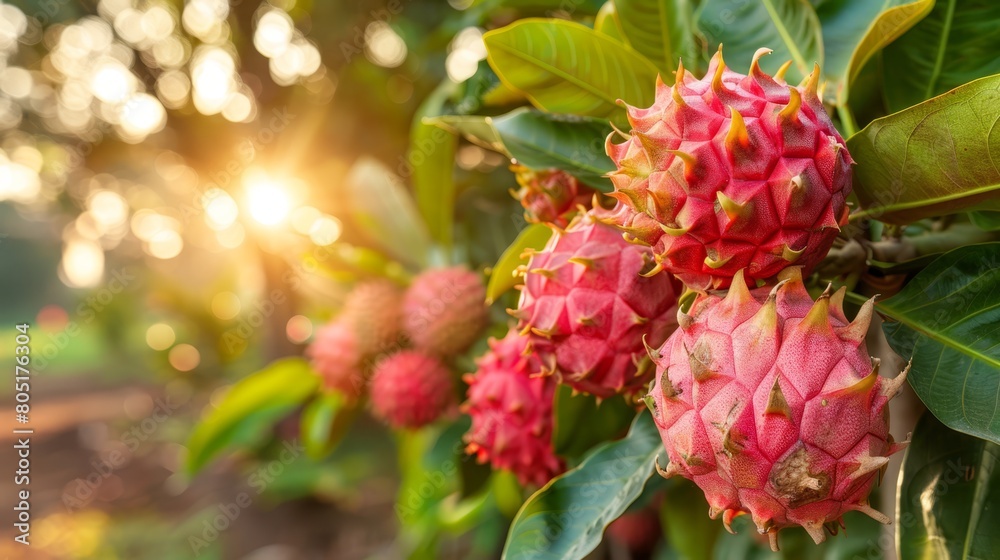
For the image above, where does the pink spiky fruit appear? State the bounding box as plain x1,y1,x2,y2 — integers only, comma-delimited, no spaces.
403,266,489,357
306,321,364,400
512,166,594,226
463,328,564,487
646,267,909,551
341,280,404,356
370,351,455,429
513,211,682,398
607,47,853,290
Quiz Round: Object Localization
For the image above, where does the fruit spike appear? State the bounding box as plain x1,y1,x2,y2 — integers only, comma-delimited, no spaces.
512,210,682,398
647,268,908,551
511,166,595,227
606,45,854,290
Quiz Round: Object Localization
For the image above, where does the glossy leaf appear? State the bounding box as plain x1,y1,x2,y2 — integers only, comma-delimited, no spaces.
300,392,356,460
897,412,1000,559
345,157,431,268
486,223,552,304
411,81,459,252
613,0,699,75
552,386,636,458
502,412,661,560
883,0,1000,113
880,243,1000,444
697,0,823,84
186,358,319,473
816,0,933,103
429,109,616,190
484,18,660,120
492,109,615,190
847,74,1000,224
970,211,1000,231
595,1,625,42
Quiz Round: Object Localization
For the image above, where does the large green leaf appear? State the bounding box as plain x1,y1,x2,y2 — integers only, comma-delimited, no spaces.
897,412,1000,559
345,157,431,268
970,211,1000,231
410,81,459,253
484,18,660,120
300,391,357,460
697,0,823,84
880,243,1000,444
883,0,1000,113
552,386,636,458
492,109,615,190
502,412,661,560
816,0,934,103
613,0,699,75
486,223,552,304
186,358,318,473
428,109,615,190
595,1,626,42
847,74,1000,224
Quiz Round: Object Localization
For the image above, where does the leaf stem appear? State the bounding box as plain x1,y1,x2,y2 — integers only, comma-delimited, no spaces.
837,103,859,138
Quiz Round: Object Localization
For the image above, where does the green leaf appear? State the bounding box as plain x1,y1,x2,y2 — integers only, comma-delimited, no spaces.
186,358,318,473
410,82,459,253
970,211,1000,231
428,109,616,190
661,481,719,560
897,412,1000,559
847,74,1000,224
486,223,552,304
613,0,699,75
697,0,823,84
424,115,505,152
879,243,1000,444
345,157,432,268
502,412,661,560
816,0,934,103
484,18,660,120
493,109,615,190
595,1,626,42
553,386,637,457
300,392,356,460
883,0,1000,113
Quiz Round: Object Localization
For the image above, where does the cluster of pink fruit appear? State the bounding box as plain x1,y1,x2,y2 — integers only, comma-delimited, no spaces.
312,48,909,550
307,266,489,429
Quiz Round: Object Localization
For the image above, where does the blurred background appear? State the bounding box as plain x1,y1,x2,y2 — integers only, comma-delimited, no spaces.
0,0,533,557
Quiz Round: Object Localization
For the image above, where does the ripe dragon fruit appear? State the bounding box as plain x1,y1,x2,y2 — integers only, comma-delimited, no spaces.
370,351,455,429
511,166,594,226
607,47,853,290
646,267,908,551
340,280,404,356
512,211,681,398
403,266,489,357
307,320,364,400
463,328,564,487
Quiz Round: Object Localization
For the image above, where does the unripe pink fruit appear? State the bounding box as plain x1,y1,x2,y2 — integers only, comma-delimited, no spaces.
463,329,563,487
370,351,454,429
403,267,489,357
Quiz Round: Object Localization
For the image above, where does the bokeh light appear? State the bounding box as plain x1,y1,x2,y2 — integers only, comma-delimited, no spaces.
365,22,406,68
60,239,105,288
211,291,242,320
285,315,312,344
168,344,200,371
146,323,176,350
244,174,292,226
